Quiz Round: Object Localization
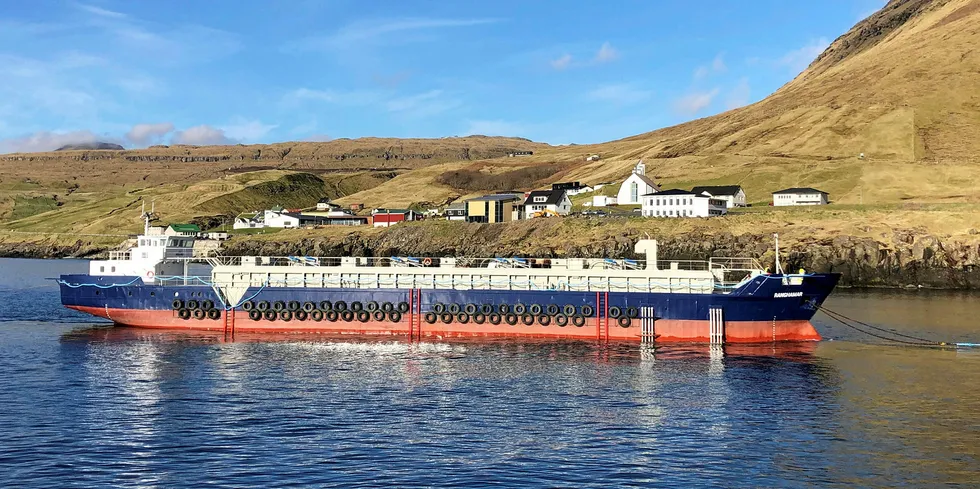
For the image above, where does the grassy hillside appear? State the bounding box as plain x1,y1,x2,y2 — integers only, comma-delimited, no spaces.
2,0,979,245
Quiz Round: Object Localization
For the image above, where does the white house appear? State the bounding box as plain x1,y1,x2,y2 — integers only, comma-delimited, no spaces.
445,202,466,221
523,189,572,218
316,197,341,212
264,207,301,228
691,185,746,208
617,160,661,205
641,189,728,218
592,195,618,207
772,188,829,206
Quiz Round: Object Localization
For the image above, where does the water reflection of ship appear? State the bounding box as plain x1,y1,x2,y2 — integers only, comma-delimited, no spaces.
60,326,818,360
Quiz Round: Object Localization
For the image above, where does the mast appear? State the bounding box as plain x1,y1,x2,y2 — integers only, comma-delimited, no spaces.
774,233,782,274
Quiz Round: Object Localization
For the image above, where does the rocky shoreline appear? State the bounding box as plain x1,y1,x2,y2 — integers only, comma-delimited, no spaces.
3,222,979,289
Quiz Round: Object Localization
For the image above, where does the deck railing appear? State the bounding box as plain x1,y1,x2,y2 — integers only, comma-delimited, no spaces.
183,254,763,274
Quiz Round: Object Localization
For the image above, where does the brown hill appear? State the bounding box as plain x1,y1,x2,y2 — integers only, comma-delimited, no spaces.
335,0,980,210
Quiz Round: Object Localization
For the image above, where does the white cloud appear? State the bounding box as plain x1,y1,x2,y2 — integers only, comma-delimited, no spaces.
464,120,526,137
694,53,726,80
712,53,726,72
283,88,381,106
587,84,652,104
0,130,103,154
779,37,830,73
594,42,619,63
75,2,128,19
294,17,499,51
386,90,461,118
171,125,236,145
221,119,277,142
126,122,174,145
725,78,751,110
673,88,720,116
550,53,573,70
113,75,164,95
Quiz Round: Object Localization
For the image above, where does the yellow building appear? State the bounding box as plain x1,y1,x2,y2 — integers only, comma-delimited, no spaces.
465,194,524,223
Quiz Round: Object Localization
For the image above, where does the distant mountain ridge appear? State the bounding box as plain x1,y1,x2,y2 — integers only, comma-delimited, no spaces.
55,142,125,151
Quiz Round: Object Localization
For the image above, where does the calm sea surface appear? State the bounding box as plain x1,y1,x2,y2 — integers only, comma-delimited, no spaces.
1,258,979,488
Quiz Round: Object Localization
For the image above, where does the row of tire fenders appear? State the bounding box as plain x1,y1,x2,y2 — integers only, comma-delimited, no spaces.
170,298,639,327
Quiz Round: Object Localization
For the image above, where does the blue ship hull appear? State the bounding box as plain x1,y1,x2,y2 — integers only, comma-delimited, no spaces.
59,272,840,343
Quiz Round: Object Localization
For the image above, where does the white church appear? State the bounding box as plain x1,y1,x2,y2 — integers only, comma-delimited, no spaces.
617,160,661,205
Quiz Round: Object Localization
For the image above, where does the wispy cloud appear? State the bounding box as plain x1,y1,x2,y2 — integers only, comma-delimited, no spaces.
74,2,128,19
172,125,236,145
725,78,751,110
779,37,830,73
587,84,652,104
694,53,726,80
550,53,573,70
0,130,107,154
293,17,500,51
282,88,382,106
673,88,720,116
222,118,278,142
387,90,462,118
594,42,619,63
126,122,174,146
464,119,526,137
72,5,241,65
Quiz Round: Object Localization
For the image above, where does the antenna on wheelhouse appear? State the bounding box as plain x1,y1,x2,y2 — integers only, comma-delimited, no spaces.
141,200,157,235
774,233,782,274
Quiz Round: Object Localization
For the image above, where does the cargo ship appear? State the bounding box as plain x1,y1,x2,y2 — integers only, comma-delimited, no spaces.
59,218,839,343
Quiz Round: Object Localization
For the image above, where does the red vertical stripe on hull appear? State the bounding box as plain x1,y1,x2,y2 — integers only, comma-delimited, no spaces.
69,306,821,343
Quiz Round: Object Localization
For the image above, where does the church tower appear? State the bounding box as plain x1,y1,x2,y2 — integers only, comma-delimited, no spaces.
633,159,646,176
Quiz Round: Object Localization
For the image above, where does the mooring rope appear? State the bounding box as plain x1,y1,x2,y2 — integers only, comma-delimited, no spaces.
817,305,978,347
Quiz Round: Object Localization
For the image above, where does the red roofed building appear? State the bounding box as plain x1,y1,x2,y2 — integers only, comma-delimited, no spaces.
371,208,417,228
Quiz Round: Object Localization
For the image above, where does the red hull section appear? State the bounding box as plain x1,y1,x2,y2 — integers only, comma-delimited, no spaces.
69,306,821,343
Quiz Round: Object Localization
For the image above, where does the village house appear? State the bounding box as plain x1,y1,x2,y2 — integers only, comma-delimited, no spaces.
465,193,523,223
592,195,618,207
372,208,417,227
444,202,467,221
641,189,728,218
164,224,200,236
233,212,263,229
552,182,591,196
617,160,661,205
691,185,747,208
316,197,341,212
264,206,301,228
523,188,572,218
507,151,533,157
772,188,829,206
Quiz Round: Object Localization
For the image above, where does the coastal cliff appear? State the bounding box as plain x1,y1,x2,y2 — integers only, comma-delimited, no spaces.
217,219,980,289
4,216,979,289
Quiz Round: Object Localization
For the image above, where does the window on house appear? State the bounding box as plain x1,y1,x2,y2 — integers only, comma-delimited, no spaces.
630,183,638,202
534,196,547,203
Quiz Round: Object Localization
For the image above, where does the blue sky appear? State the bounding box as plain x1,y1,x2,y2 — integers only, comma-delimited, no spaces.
0,0,887,152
